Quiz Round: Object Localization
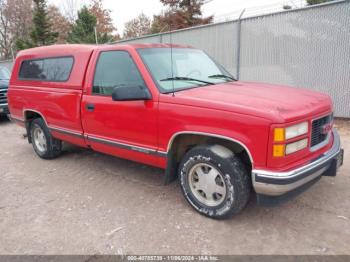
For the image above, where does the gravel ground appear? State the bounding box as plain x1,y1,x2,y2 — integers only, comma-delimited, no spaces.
0,117,349,255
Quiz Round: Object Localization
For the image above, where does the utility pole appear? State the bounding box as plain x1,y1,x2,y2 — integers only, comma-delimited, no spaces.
94,27,98,44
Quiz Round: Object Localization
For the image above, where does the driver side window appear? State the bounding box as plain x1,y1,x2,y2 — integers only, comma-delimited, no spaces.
93,51,146,96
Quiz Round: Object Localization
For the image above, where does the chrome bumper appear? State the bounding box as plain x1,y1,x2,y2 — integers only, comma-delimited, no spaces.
252,129,343,197
0,102,8,114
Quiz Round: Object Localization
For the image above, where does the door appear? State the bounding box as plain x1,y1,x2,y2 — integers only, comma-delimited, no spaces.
81,50,160,166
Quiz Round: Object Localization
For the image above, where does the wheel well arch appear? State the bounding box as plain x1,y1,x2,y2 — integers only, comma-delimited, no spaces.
164,132,253,184
23,109,48,143
23,109,46,123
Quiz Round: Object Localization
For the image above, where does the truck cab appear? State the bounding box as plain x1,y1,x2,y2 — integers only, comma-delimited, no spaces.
8,44,344,218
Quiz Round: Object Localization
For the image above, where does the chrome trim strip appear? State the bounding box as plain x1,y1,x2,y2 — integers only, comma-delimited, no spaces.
310,113,332,152
22,109,85,138
22,109,83,139
21,108,167,158
252,128,341,196
155,151,168,157
166,131,254,164
88,135,167,158
254,167,328,196
0,103,8,106
49,126,84,138
252,129,340,179
22,109,49,127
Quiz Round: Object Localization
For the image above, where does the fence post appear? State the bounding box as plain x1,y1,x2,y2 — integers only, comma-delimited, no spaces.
236,9,245,80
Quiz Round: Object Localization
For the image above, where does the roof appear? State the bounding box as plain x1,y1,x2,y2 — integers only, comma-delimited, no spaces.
17,44,97,57
17,43,194,57
116,43,194,49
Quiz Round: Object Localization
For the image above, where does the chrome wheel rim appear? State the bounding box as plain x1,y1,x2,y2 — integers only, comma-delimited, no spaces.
33,127,47,153
188,163,227,207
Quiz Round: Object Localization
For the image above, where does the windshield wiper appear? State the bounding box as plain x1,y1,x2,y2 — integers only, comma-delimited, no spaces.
160,76,214,85
208,74,236,81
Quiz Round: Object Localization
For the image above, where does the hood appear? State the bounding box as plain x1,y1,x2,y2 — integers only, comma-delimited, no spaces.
0,79,9,89
162,81,332,123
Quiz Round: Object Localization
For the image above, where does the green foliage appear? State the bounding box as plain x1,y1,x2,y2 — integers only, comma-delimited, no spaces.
306,0,335,5
16,0,58,50
15,39,34,50
67,7,96,43
67,6,113,44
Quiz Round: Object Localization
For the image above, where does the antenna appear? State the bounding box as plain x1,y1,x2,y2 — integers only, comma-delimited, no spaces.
169,10,175,97
170,28,175,97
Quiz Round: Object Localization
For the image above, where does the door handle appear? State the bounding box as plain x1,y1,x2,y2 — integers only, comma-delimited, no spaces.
86,103,95,112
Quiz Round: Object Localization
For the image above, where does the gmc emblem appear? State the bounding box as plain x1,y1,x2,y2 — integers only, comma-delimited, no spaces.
321,123,332,135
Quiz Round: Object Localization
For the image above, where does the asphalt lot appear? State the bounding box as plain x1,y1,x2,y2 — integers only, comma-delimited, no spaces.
0,116,349,255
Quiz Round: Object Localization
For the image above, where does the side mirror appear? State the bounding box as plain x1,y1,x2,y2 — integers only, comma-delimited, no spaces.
112,85,152,101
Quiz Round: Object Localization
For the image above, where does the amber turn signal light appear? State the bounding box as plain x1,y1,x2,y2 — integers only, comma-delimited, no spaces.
273,144,285,157
274,128,285,142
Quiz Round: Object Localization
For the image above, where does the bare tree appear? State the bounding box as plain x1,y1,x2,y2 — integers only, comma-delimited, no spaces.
89,0,117,37
0,0,11,59
48,5,72,43
10,0,33,39
123,13,151,39
0,0,32,59
61,0,80,23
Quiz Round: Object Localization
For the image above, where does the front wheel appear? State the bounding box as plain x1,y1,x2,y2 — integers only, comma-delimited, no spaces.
30,118,62,159
179,144,251,219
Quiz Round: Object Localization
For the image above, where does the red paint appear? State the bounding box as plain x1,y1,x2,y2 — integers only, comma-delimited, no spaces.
8,44,333,172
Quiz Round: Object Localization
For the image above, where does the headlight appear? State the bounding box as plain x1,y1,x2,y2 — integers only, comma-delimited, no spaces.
285,122,308,140
286,138,308,155
274,122,308,142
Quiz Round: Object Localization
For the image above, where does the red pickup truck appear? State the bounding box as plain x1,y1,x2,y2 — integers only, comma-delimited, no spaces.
8,44,344,218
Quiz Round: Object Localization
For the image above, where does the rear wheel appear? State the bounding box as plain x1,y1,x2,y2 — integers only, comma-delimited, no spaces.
179,144,251,219
30,118,62,159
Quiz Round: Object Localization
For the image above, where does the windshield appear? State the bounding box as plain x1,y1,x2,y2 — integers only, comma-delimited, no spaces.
0,67,10,80
138,48,235,93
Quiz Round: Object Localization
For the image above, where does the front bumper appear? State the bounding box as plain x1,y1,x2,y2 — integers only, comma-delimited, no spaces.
0,103,9,114
252,129,343,205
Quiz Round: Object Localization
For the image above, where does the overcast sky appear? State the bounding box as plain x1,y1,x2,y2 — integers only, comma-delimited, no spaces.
51,0,306,33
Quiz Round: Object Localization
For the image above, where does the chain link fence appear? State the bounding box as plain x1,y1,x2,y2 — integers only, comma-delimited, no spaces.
1,0,349,117
118,0,350,118
0,60,13,71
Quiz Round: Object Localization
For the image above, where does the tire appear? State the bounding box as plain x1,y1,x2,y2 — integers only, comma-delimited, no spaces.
0,114,8,121
179,144,251,219
30,118,62,159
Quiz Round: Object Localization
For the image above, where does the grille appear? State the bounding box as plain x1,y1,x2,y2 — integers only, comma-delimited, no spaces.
0,88,8,105
311,114,333,148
